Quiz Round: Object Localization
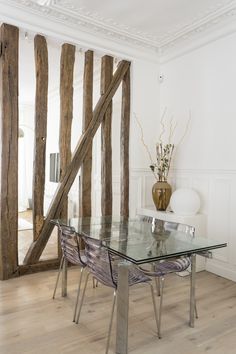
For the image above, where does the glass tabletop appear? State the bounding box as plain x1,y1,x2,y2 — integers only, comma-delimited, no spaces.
52,216,227,265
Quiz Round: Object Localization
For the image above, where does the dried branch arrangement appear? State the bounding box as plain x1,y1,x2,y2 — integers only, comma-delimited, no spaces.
134,110,191,182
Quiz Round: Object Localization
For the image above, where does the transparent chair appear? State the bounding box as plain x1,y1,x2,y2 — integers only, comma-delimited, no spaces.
75,235,159,354
138,216,197,338
52,223,87,322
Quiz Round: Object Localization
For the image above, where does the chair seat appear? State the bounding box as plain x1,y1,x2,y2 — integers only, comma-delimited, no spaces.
140,256,191,277
67,250,87,266
89,263,150,289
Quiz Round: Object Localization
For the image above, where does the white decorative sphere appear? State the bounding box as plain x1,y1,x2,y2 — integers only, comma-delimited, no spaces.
170,188,200,216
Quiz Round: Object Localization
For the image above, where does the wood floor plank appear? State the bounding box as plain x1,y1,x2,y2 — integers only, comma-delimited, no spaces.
0,270,236,354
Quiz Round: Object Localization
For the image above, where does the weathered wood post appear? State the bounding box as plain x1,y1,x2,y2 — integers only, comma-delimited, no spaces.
101,55,113,216
0,24,19,280
33,35,48,241
79,50,93,217
120,67,131,218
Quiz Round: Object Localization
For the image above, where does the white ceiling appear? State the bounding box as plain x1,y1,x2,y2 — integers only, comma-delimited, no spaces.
31,0,236,49
3,0,236,103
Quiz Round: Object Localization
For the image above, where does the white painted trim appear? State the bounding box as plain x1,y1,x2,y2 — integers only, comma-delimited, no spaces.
131,167,236,175
2,0,236,62
206,259,236,282
0,1,159,62
161,19,236,63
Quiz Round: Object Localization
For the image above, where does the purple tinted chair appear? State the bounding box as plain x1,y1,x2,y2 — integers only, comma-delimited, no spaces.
75,235,159,354
53,223,87,322
138,216,197,338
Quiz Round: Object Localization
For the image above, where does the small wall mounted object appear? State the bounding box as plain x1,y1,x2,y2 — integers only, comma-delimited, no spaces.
170,188,200,216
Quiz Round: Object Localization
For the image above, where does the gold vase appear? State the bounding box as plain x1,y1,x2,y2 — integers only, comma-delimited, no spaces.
152,181,172,211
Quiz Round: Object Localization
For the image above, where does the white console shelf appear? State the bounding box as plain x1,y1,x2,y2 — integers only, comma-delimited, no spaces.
137,207,207,272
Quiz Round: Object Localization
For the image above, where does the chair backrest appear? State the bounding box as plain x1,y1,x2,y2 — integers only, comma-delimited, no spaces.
82,236,117,288
138,215,195,237
57,224,86,266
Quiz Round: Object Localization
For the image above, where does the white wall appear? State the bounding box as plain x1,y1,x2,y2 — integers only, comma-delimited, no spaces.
160,32,236,281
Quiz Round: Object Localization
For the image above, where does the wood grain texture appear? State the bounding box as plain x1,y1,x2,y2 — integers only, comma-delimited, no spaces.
120,67,131,218
23,60,130,265
0,24,19,280
59,43,75,219
79,50,93,217
33,35,48,241
1,270,236,354
18,259,60,276
101,55,113,216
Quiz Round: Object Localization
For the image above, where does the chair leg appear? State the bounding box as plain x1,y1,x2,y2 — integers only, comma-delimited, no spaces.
152,263,160,296
158,277,165,339
195,300,198,319
157,277,161,296
52,256,64,299
105,290,117,354
92,277,99,288
75,272,90,324
148,283,159,337
73,267,85,322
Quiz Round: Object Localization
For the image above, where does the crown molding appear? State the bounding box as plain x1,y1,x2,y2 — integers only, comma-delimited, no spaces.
2,0,236,61
160,2,236,62
0,0,159,63
1,0,159,53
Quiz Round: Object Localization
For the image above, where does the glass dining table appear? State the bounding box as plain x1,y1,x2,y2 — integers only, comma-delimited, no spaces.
53,216,227,354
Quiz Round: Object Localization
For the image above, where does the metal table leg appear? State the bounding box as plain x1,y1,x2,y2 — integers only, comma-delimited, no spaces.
190,253,196,327
115,261,130,354
62,258,68,297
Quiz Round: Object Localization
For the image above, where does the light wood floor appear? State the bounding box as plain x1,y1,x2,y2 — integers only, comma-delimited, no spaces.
18,211,58,264
0,269,236,354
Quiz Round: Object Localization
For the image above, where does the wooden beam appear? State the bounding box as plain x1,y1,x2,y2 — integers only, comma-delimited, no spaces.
23,60,130,265
18,259,60,276
100,55,113,216
79,50,93,217
0,24,19,280
59,43,75,219
33,35,48,241
120,67,131,218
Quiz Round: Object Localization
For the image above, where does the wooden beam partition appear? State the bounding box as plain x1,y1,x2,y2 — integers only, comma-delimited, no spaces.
59,43,75,219
120,67,131,218
24,60,130,265
101,55,113,216
79,50,93,217
19,259,60,276
33,35,48,241
0,24,19,280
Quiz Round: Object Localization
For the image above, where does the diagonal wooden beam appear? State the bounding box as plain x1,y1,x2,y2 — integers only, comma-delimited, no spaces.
23,60,130,265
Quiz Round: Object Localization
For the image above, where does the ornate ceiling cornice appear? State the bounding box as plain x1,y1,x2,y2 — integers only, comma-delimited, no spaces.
6,0,158,50
3,0,236,56
160,2,236,55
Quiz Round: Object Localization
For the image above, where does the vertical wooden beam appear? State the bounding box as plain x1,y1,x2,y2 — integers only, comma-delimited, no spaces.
79,50,93,217
100,55,113,216
120,67,131,218
0,24,19,280
33,35,48,241
59,43,75,219
23,60,130,265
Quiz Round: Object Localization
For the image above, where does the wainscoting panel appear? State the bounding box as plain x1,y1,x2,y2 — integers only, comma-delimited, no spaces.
170,169,236,281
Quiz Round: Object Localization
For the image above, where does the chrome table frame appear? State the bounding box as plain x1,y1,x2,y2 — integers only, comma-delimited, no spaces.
53,218,226,354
